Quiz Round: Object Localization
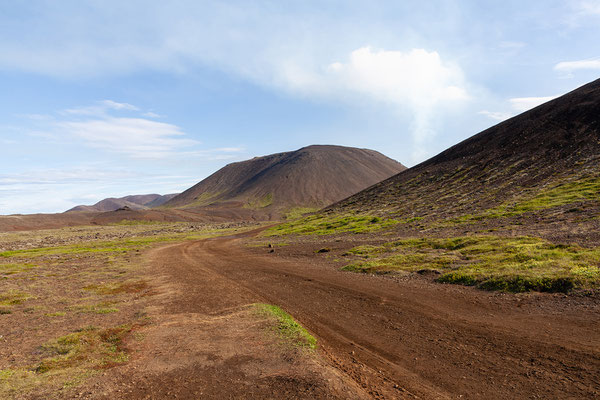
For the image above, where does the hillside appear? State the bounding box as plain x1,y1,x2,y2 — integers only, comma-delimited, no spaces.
260,79,600,295
164,145,405,213
316,78,600,243
67,193,178,213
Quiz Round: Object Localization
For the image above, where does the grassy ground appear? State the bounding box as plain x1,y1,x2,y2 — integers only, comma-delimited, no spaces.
342,235,600,292
0,221,260,398
450,175,600,224
283,207,320,220
264,213,399,236
253,303,316,349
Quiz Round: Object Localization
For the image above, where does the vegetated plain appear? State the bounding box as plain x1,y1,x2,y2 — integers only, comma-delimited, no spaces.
0,221,264,398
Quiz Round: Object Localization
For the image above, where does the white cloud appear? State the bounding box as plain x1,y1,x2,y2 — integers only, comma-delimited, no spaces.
59,117,198,159
212,147,244,153
478,110,513,121
273,47,469,161
554,58,600,73
509,96,557,112
479,95,557,122
142,111,162,118
577,1,600,15
101,100,139,111
332,47,468,160
62,100,139,117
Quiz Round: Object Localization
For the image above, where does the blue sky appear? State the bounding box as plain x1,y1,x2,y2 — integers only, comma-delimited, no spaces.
1,0,599,214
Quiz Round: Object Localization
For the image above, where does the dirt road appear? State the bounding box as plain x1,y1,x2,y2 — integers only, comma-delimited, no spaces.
136,233,600,399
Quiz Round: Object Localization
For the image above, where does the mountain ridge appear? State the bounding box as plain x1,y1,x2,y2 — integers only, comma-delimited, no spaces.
66,193,179,213
164,144,406,212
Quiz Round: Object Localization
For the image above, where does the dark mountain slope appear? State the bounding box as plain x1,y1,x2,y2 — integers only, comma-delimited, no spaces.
67,193,178,213
322,78,600,242
164,145,405,212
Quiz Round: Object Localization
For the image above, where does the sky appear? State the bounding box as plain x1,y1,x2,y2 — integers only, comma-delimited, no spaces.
1,1,600,214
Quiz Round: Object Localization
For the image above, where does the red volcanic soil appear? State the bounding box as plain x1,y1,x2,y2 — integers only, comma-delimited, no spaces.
164,145,405,211
0,207,266,232
80,230,599,399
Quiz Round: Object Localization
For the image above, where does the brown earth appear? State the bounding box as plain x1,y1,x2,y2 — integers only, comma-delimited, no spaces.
0,206,268,232
76,230,600,399
164,145,405,212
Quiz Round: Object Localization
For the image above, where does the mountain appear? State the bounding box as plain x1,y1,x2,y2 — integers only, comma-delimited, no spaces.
323,79,600,242
66,193,179,213
164,145,406,212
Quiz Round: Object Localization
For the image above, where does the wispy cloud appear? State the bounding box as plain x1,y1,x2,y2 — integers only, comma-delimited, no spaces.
47,100,199,159
508,96,558,112
142,111,162,118
554,57,600,76
577,0,600,15
59,117,198,159
62,100,139,117
479,95,557,122
101,100,139,111
478,110,513,121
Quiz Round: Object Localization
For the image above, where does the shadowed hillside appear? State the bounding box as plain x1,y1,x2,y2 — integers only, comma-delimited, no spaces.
164,145,405,213
265,79,600,294
319,78,600,243
67,193,179,213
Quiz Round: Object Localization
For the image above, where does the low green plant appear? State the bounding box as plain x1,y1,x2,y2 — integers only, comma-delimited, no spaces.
450,175,600,224
45,312,66,317
265,213,399,236
0,263,36,276
0,325,132,398
244,193,274,209
283,207,320,220
254,303,316,349
36,325,131,373
342,235,600,292
0,290,32,307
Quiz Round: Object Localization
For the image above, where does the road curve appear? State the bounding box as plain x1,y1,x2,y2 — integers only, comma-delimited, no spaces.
154,234,600,399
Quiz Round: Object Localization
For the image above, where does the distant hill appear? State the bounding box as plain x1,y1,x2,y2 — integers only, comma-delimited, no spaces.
323,78,600,242
164,145,406,212
66,193,179,213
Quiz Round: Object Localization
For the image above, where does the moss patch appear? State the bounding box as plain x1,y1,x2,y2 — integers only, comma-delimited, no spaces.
254,303,316,349
265,213,399,236
0,263,36,276
244,193,274,209
283,207,320,220
452,175,600,223
0,290,32,307
36,325,131,373
0,325,131,398
342,236,600,292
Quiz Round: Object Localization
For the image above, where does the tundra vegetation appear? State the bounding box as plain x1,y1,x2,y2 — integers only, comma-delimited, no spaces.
0,221,260,398
341,236,599,292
